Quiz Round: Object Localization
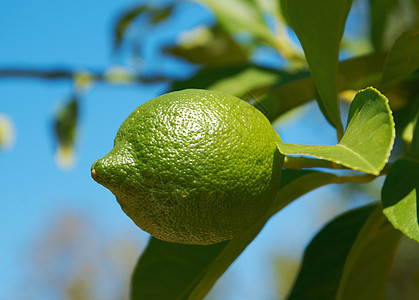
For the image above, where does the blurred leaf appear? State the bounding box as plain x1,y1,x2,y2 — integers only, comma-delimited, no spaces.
277,87,395,175
335,206,402,300
172,64,293,100
223,52,386,123
131,169,347,300
165,25,250,66
54,97,78,168
254,0,280,17
284,0,353,137
114,3,174,50
382,114,419,242
170,52,388,124
73,71,94,91
250,70,311,121
196,0,275,46
172,52,388,124
393,92,419,139
104,66,135,83
149,5,174,24
172,65,250,91
380,28,419,91
207,66,285,97
409,113,419,157
288,204,401,300
114,4,148,50
0,113,15,150
369,0,397,51
171,65,253,92
328,52,387,93
278,0,290,25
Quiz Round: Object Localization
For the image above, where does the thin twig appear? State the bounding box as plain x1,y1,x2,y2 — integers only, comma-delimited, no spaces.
0,68,168,84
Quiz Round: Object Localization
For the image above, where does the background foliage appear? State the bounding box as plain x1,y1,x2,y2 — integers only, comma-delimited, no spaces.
1,0,419,299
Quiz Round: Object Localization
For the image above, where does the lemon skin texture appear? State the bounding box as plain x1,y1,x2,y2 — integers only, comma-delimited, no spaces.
91,89,283,245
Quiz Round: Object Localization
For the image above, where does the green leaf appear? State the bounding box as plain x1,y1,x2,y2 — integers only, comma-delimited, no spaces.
149,5,174,24
277,87,395,175
393,92,419,139
380,28,419,91
171,52,386,124
172,64,294,101
164,25,250,67
382,114,419,242
255,52,387,122
409,113,419,157
131,169,344,300
170,52,388,124
114,4,174,51
131,238,227,300
113,4,148,50
187,171,345,300
368,0,397,51
288,204,401,300
54,97,78,149
196,0,275,46
335,206,402,300
54,97,79,168
206,67,285,98
287,204,376,300
171,65,253,92
284,0,353,136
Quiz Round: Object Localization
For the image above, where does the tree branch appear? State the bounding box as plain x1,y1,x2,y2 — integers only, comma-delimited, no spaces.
0,67,168,84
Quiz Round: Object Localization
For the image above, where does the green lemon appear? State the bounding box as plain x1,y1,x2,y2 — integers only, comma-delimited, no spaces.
91,89,283,245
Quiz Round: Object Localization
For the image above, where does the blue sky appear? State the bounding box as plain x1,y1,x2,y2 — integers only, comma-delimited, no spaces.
0,1,375,299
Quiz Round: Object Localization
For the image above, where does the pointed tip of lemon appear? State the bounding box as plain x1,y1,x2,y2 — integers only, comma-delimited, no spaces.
91,167,97,179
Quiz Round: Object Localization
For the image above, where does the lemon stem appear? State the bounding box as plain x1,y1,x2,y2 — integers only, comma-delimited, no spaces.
284,156,348,170
284,155,391,176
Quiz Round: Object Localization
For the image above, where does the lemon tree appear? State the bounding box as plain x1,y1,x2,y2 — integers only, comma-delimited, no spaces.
2,0,419,299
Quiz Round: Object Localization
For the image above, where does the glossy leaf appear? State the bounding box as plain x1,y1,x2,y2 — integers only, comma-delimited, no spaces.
131,169,347,300
368,0,397,51
277,87,395,175
284,0,353,136
288,204,401,300
335,206,401,300
382,114,419,242
380,28,419,91
196,0,275,46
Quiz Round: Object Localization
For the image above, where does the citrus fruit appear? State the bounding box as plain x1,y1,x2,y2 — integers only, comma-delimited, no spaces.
91,89,283,245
